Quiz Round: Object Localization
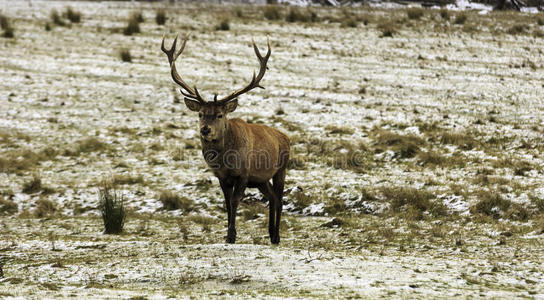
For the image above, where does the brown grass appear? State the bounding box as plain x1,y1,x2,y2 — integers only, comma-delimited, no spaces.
158,190,195,212
374,130,425,158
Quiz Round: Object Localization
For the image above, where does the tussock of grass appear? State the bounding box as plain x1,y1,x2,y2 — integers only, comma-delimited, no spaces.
374,130,425,158
507,24,529,35
34,198,57,218
454,13,467,25
0,197,18,215
66,137,108,156
288,155,306,170
99,183,125,234
470,191,511,219
65,6,81,23
286,7,313,23
529,194,544,213
0,13,14,38
382,187,447,219
377,20,397,37
23,175,43,194
417,151,446,167
51,9,66,26
0,148,58,174
439,8,449,20
290,188,313,211
159,190,195,212
216,18,230,31
263,5,282,20
439,131,478,150
341,18,358,28
155,9,166,25
406,7,424,20
119,48,131,62
123,12,141,36
325,125,354,135
112,173,144,186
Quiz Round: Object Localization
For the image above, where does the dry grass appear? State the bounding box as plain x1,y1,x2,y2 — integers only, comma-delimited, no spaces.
215,18,230,31
0,197,18,215
382,187,447,220
123,12,141,36
439,131,478,150
50,9,66,26
406,7,424,20
158,190,195,212
454,13,468,25
263,5,281,21
34,198,57,218
65,6,81,23
99,183,126,234
119,48,131,62
377,20,397,37
155,9,166,25
112,173,144,186
374,130,425,158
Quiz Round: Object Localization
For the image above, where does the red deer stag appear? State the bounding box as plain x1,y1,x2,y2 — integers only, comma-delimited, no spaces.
161,35,290,244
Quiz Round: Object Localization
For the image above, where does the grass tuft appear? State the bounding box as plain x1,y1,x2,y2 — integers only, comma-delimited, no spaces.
34,198,57,218
0,197,18,215
216,18,230,31
382,187,447,219
0,14,14,38
507,24,529,35
375,130,425,158
159,190,195,212
123,13,141,36
439,8,449,20
99,182,126,234
51,9,66,26
155,9,166,25
470,191,511,219
119,48,132,62
377,20,397,37
263,5,282,20
453,13,467,25
286,7,311,23
65,6,81,23
406,7,424,20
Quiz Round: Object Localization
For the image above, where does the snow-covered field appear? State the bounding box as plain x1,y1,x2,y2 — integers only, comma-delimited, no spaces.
0,0,543,298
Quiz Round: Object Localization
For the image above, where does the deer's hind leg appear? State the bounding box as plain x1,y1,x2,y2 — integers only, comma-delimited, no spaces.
271,165,287,244
258,182,279,244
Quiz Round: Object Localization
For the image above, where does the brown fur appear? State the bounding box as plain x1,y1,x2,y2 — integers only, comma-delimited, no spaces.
161,35,288,243
192,101,290,244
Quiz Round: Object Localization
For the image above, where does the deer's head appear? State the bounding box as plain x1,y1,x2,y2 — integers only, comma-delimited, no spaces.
161,35,271,143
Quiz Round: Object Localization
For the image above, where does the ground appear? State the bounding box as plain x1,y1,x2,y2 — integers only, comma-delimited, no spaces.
0,0,543,298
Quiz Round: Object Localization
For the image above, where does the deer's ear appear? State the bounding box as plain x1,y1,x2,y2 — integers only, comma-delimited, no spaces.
184,98,201,112
224,99,238,113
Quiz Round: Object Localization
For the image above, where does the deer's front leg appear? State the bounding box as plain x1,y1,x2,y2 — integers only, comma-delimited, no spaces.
227,176,247,244
219,179,233,230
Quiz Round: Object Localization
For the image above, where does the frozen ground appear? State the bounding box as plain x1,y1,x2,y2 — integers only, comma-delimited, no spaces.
0,0,543,298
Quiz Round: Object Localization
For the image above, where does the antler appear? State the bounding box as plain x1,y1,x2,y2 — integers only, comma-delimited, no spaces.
217,36,271,104
161,34,206,103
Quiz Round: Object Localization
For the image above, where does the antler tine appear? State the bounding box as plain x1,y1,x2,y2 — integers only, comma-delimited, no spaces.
217,37,272,104
161,34,206,104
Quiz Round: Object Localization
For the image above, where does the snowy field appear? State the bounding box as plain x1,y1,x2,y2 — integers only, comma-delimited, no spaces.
0,0,544,298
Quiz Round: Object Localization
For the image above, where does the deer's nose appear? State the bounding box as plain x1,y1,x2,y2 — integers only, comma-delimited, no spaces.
201,126,211,136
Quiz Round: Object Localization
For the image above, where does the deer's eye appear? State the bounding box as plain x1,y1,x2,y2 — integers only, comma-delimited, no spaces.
198,112,203,118
217,114,223,119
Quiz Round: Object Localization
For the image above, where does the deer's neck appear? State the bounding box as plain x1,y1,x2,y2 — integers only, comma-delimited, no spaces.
201,119,236,165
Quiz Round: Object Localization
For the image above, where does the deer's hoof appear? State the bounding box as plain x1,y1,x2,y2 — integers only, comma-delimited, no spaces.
226,235,236,244
270,235,280,244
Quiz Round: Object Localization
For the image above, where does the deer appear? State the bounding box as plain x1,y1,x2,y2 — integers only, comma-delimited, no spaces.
161,35,290,244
